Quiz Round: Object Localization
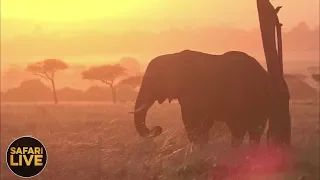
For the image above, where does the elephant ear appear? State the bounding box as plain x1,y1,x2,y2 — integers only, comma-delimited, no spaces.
155,74,176,104
149,54,183,104
161,64,182,103
150,67,179,104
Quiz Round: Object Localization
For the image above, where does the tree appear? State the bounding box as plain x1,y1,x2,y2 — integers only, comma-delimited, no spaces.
82,64,127,103
119,75,143,90
3,79,52,102
119,57,141,76
257,0,291,147
312,74,320,82
26,59,68,104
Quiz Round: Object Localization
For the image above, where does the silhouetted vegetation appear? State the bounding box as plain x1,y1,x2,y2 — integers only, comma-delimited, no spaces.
26,59,68,104
1,59,145,103
0,69,317,103
1,79,138,102
82,64,127,104
119,57,141,76
285,75,318,100
312,74,320,82
57,87,84,101
307,66,320,74
119,75,143,90
2,79,52,102
2,21,318,61
306,66,320,82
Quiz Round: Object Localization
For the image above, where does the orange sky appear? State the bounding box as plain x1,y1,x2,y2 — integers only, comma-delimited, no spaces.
2,0,319,31
0,0,319,91
0,0,319,68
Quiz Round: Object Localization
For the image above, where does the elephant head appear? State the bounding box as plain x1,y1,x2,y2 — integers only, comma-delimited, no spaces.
130,53,183,138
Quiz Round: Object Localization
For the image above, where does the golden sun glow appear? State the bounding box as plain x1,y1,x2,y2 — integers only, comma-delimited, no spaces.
2,0,318,28
1,0,159,22
1,0,318,69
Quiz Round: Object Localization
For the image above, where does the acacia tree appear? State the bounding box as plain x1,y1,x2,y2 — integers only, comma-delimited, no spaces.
312,74,320,82
119,57,141,76
26,59,68,104
82,64,127,103
119,75,143,90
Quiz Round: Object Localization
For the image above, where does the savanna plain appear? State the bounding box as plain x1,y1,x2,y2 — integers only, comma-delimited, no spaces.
1,98,319,180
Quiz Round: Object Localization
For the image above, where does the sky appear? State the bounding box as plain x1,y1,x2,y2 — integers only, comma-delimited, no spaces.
0,0,319,91
1,0,319,30
0,0,319,67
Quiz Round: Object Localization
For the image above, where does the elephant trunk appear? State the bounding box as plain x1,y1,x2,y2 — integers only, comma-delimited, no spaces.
132,92,162,138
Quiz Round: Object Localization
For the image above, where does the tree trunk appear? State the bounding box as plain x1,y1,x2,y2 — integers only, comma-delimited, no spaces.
257,0,291,147
51,79,58,104
110,85,117,104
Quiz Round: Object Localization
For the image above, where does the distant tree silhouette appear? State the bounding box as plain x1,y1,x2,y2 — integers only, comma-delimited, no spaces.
83,86,111,101
56,87,84,101
119,75,143,90
116,84,138,103
312,74,320,82
26,59,68,104
119,57,141,76
3,79,52,102
284,75,318,100
82,64,127,104
1,65,35,91
307,66,319,74
307,66,320,82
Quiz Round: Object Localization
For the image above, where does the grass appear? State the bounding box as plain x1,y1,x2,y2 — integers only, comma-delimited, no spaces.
0,100,319,180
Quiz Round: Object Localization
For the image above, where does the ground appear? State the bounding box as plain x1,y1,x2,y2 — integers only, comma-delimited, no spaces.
0,100,319,180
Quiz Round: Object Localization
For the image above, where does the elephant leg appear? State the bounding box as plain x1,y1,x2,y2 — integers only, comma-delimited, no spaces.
180,103,213,147
226,120,246,148
248,117,268,148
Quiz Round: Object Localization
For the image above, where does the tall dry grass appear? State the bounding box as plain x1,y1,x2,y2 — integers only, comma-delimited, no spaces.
0,100,319,180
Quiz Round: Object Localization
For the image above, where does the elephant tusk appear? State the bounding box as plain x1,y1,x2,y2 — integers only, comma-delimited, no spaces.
128,104,148,114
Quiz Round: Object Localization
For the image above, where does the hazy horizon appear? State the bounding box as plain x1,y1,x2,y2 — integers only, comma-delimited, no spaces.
1,22,319,68
1,0,319,67
1,0,319,91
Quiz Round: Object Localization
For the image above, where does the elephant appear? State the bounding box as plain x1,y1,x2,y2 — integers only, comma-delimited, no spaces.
130,50,271,148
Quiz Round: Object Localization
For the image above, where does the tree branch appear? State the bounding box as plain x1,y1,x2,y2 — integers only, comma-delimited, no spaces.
43,71,53,81
274,6,282,14
99,79,112,86
110,78,115,86
33,73,50,80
